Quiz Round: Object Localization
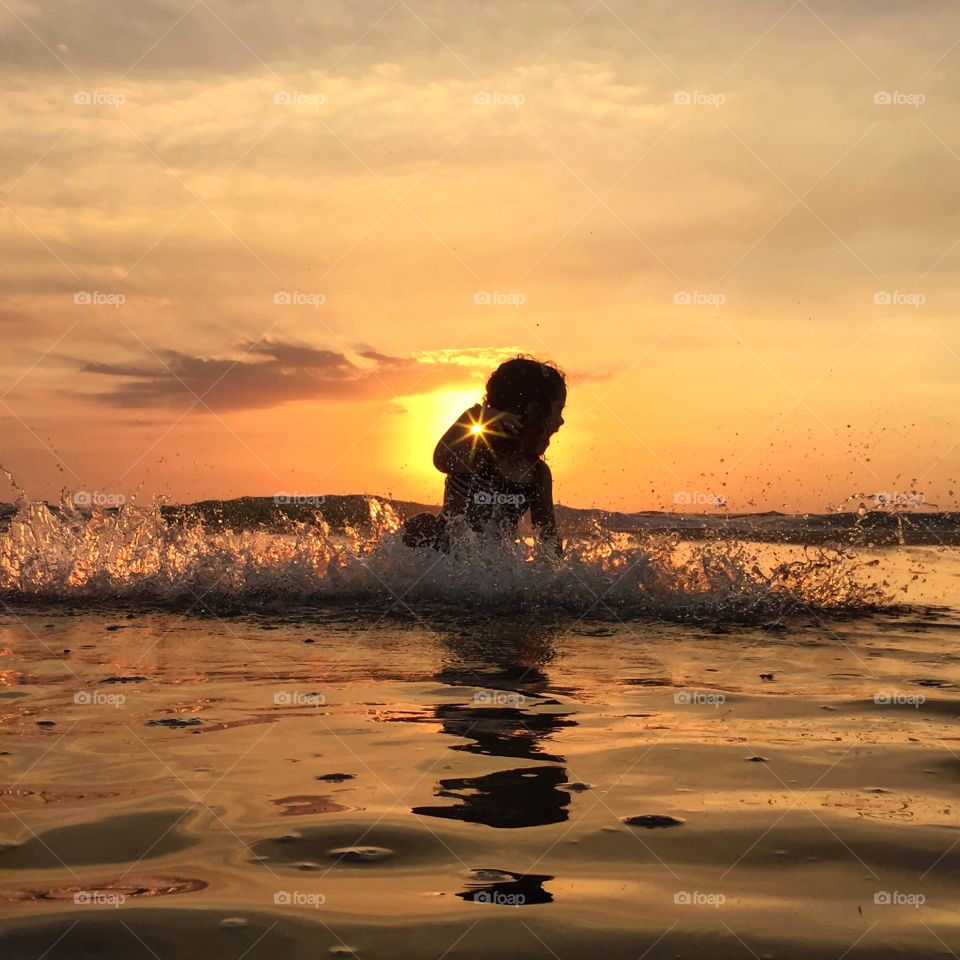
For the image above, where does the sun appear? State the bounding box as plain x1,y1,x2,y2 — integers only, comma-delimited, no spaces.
387,385,481,491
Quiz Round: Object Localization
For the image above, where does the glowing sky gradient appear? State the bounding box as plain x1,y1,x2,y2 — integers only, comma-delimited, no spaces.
1,0,958,512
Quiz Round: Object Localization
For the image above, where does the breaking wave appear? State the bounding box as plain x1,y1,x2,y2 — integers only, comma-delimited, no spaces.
0,494,894,622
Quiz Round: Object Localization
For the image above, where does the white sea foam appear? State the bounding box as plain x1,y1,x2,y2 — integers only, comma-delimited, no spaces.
0,494,892,620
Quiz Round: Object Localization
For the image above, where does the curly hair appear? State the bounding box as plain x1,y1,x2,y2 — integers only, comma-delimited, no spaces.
484,356,566,416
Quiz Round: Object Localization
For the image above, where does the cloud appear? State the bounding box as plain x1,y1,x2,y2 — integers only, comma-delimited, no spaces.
413,346,525,368
78,337,497,411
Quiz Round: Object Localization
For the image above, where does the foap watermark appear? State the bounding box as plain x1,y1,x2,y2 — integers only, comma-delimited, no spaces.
74,891,126,908
674,90,725,107
674,290,725,306
273,91,325,107
868,491,925,508
73,491,126,508
474,291,525,308
74,90,125,107
674,890,725,908
273,690,325,707
474,491,526,507
274,290,325,308
273,890,325,908
874,891,925,907
874,692,925,707
74,690,126,708
873,290,925,307
474,91,525,107
274,492,326,506
474,689,526,707
674,491,726,508
74,291,125,308
674,690,726,708
472,890,525,906
874,91,925,108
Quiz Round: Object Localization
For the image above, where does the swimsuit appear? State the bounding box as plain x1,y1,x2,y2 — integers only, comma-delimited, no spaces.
443,465,536,532
402,455,539,549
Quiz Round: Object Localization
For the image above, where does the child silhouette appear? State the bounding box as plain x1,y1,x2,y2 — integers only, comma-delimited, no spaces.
403,357,566,556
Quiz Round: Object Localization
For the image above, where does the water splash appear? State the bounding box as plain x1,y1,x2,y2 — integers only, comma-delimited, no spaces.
0,494,894,621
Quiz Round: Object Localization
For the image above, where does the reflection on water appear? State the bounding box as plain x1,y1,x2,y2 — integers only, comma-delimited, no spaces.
414,619,576,828
431,615,564,676
432,703,576,762
456,868,555,905
5,588,960,957
413,764,571,828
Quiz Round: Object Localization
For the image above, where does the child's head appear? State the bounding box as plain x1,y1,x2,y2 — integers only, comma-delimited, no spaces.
484,356,566,456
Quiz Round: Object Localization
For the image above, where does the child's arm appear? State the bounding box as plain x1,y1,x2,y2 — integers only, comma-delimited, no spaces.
530,461,562,557
433,405,482,474
433,405,523,474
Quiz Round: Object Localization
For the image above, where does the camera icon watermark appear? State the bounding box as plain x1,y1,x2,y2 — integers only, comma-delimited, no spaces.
74,890,126,907
868,491,925,508
273,690,325,707
673,491,726,508
674,890,725,907
273,91,325,107
72,491,126,508
673,290,725,306
74,690,126,707
274,492,326,506
473,290,525,308
473,91,525,107
273,890,325,908
74,90,126,107
674,690,726,708
873,692,925,707
873,290,925,307
873,91,925,108
472,890,525,906
273,290,325,308
474,689,526,707
673,90,725,107
874,890,925,907
473,490,526,507
74,291,125,308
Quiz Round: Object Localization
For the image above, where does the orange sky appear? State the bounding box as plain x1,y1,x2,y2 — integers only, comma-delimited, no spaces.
1,0,958,512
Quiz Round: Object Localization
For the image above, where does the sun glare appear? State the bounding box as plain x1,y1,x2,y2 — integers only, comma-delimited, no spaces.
388,386,481,492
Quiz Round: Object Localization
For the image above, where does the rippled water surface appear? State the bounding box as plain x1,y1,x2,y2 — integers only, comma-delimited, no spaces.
2,543,960,958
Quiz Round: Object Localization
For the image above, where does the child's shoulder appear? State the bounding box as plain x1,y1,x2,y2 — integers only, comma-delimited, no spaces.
536,458,552,479
528,458,552,484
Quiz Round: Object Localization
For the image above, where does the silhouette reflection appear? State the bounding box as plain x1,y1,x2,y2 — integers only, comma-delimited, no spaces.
456,868,554,905
431,702,575,762
413,764,570,828
413,617,578,829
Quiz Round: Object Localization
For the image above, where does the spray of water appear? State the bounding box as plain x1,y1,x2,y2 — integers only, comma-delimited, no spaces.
0,492,892,621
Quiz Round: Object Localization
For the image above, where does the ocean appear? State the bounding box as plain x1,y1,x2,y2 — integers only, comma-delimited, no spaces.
2,496,959,957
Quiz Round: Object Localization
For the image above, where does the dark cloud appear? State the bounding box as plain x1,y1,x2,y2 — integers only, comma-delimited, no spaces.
79,338,462,411
239,339,355,369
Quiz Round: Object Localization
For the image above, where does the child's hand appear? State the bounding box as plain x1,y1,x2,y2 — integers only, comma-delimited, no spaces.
483,406,523,435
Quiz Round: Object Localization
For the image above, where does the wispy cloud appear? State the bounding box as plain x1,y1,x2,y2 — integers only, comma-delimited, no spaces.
79,338,503,411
